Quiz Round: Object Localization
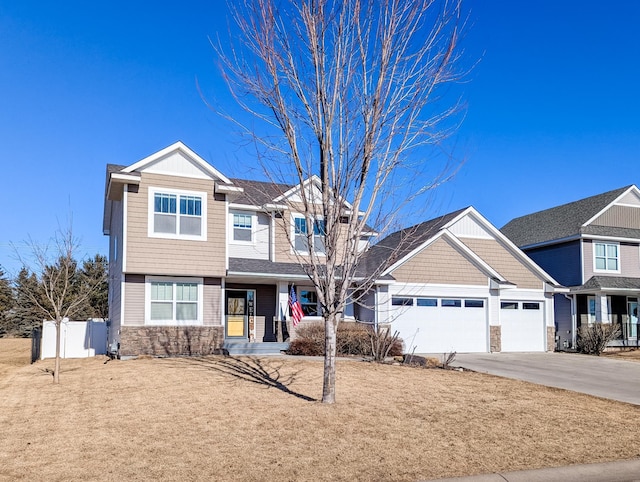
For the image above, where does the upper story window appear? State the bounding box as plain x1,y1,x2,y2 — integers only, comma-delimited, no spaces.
232,213,253,242
594,242,619,272
293,215,325,254
149,188,206,241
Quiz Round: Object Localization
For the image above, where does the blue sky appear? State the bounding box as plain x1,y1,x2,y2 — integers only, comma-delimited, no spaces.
1,1,639,274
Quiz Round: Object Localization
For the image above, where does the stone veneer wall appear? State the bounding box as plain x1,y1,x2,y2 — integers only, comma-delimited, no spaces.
547,326,556,352
119,326,224,357
490,326,501,352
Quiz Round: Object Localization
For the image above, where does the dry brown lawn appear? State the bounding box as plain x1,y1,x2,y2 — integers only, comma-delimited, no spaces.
0,338,31,382
1,340,639,482
604,348,640,362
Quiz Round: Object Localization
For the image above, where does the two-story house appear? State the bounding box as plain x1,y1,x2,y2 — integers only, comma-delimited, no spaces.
501,185,640,350
104,142,564,356
103,141,374,356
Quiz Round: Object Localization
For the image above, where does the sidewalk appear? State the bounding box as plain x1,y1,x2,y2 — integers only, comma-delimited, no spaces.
430,458,640,482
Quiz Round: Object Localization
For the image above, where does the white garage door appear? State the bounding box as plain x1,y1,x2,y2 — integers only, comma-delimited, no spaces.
500,301,545,352
391,297,488,353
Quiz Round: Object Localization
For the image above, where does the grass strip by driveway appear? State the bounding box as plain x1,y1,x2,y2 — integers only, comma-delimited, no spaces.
1,341,639,481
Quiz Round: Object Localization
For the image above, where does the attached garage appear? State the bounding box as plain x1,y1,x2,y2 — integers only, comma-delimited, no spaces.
363,207,564,355
500,301,546,352
391,296,489,353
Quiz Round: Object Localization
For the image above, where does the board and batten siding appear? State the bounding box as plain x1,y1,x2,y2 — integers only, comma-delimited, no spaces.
592,204,640,229
390,237,488,285
582,239,640,281
460,237,543,290
123,274,145,325
125,173,226,276
203,278,222,326
525,241,582,287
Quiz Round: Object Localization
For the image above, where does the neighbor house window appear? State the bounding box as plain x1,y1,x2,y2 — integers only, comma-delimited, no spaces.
232,213,252,242
464,299,484,308
441,299,461,307
416,298,437,307
587,295,612,323
501,302,518,310
523,302,540,310
594,242,619,271
147,278,203,325
149,188,206,240
299,289,319,316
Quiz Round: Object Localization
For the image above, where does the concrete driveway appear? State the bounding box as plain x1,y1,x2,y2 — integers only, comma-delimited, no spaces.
451,352,640,405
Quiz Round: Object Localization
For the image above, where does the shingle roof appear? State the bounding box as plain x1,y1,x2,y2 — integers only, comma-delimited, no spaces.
356,208,467,277
571,276,640,292
228,258,311,277
501,186,633,248
229,178,293,206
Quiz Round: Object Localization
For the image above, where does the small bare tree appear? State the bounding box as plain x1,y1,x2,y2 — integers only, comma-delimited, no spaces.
13,227,106,383
218,0,466,403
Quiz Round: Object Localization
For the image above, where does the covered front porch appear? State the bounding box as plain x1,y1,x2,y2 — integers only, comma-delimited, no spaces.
570,276,640,349
223,258,322,354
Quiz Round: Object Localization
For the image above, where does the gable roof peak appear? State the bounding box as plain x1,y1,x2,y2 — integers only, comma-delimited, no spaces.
122,141,232,184
501,185,637,248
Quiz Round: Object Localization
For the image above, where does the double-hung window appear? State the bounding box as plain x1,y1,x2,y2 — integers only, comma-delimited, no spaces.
150,188,206,240
594,242,619,272
293,215,325,254
299,289,319,316
232,213,253,242
147,278,203,325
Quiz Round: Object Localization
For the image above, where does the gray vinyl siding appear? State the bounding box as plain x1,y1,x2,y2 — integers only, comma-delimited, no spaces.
228,211,270,260
583,239,640,280
107,200,124,344
525,241,581,286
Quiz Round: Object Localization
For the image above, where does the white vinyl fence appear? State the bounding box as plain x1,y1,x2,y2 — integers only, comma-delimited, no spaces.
41,319,108,359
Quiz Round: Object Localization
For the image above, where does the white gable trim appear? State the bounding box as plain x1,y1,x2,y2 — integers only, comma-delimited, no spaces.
452,207,562,286
122,141,232,184
582,185,640,228
272,175,358,212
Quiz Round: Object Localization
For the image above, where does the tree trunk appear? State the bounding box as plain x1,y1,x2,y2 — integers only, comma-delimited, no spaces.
54,318,61,384
322,314,338,403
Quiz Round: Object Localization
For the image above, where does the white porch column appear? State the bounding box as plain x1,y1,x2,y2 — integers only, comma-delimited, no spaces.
596,294,610,323
277,281,290,323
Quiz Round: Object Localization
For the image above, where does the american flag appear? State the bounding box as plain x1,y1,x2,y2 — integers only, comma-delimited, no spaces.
289,285,304,326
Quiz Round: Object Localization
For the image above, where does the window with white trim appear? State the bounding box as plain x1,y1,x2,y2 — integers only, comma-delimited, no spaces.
293,215,325,254
594,242,619,272
147,278,203,325
299,289,319,316
232,213,253,242
149,188,206,240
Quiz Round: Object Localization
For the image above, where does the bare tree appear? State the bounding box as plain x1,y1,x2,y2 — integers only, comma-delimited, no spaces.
218,0,466,403
13,227,107,383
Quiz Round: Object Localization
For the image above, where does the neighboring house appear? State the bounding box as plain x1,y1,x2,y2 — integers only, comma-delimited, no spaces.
356,207,565,353
103,142,375,356
501,185,640,350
